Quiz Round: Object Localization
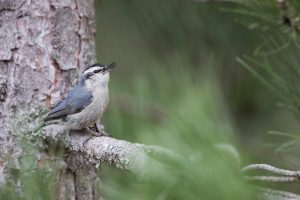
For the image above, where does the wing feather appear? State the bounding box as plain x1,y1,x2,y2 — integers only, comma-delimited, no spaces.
44,86,93,121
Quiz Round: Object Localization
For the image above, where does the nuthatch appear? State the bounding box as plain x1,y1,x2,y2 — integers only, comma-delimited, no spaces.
44,62,116,136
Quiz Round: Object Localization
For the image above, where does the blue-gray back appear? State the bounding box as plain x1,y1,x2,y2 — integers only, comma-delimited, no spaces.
45,82,93,121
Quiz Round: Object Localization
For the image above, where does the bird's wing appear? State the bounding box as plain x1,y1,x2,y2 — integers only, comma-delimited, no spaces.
44,86,93,121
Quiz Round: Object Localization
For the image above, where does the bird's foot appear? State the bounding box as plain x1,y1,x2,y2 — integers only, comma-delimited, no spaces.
92,123,111,137
83,128,108,147
86,127,109,137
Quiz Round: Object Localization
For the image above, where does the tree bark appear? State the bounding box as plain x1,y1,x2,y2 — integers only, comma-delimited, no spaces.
0,0,97,199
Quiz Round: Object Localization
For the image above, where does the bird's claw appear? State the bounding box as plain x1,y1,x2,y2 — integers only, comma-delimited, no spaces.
86,127,109,137
83,127,110,147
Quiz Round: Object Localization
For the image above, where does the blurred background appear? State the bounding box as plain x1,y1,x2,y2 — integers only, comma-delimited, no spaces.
3,1,300,199
96,0,298,153
94,0,300,199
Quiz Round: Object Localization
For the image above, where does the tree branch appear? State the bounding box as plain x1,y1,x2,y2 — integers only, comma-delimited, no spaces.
43,124,182,181
242,163,300,182
276,0,300,33
43,125,300,199
243,163,300,199
245,176,299,183
242,164,300,177
256,187,300,200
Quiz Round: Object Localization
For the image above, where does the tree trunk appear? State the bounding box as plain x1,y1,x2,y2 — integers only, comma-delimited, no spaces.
0,0,99,199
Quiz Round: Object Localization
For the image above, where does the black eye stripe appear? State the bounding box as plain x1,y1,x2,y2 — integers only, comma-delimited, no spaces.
83,68,103,80
86,72,93,79
93,69,101,74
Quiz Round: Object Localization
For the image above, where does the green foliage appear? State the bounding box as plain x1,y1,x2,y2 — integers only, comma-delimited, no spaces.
233,0,300,115
102,60,256,200
96,0,300,198
232,0,300,177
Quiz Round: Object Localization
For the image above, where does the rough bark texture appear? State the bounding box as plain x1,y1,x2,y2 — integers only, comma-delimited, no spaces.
0,0,97,199
43,125,181,182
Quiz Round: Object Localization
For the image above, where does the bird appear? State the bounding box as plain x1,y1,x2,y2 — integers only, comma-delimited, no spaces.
43,62,116,136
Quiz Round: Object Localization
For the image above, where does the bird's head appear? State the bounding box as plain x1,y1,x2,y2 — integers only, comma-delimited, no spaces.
81,62,117,89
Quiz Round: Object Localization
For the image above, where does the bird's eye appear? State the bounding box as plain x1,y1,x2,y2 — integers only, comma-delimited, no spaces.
93,69,101,74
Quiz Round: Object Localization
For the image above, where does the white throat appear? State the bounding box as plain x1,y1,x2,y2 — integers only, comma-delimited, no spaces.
86,72,110,90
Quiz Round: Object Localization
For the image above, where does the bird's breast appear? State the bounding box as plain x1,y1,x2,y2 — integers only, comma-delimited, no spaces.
67,88,109,130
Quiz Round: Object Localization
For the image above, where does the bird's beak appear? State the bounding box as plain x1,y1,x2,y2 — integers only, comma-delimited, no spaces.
104,62,117,73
